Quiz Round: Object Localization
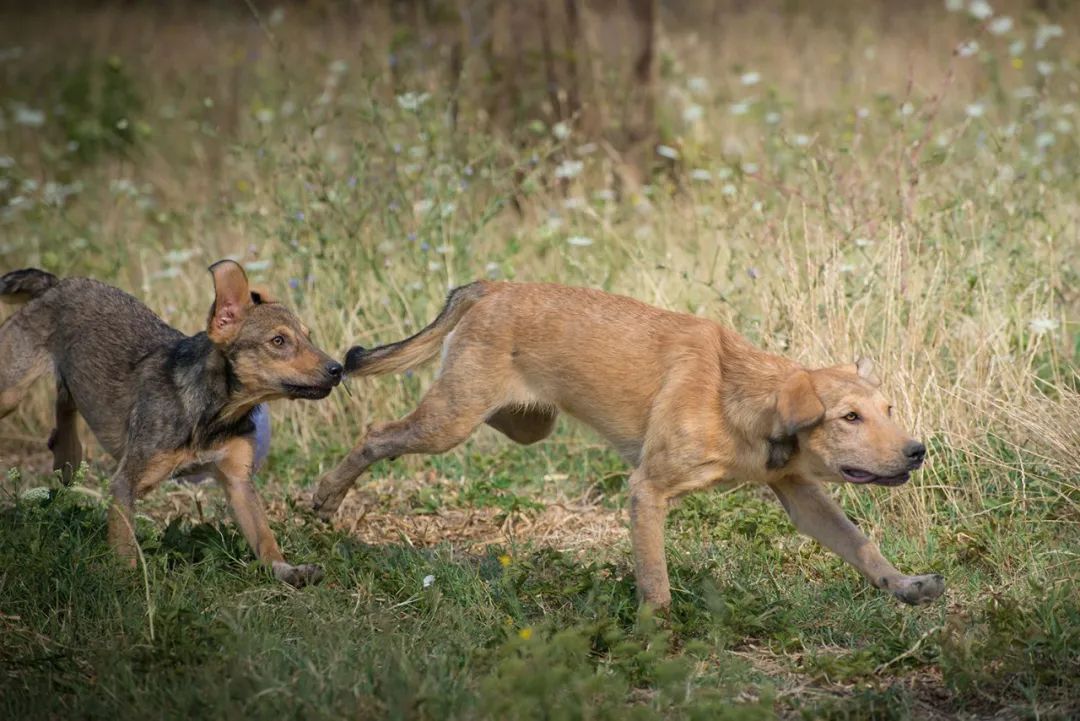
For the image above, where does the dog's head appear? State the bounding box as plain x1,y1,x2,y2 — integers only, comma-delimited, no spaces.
771,358,925,486
206,260,342,402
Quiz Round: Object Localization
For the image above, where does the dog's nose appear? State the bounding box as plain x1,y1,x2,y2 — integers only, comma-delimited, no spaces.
326,361,343,382
904,441,926,465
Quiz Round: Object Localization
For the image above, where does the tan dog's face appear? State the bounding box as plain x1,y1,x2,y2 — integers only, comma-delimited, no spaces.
778,359,926,486
206,260,343,403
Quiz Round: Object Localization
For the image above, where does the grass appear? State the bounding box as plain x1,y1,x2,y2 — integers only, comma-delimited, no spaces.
1,1,1079,718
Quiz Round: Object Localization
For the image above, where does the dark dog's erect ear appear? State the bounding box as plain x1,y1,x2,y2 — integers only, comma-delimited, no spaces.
774,370,825,437
207,260,253,344
249,285,277,305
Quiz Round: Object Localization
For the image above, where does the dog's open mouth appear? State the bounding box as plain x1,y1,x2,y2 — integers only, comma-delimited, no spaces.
283,383,334,400
841,467,911,487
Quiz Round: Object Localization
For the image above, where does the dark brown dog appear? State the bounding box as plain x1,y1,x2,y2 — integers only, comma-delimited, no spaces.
314,281,944,607
0,261,341,586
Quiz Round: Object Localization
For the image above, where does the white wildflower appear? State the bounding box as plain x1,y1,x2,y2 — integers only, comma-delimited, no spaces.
575,142,597,156
329,59,348,75
567,235,593,247
1028,318,1059,335
965,103,985,118
14,107,44,127
1035,131,1055,148
721,183,737,196
552,121,570,140
792,134,810,146
900,102,915,116
20,487,51,503
255,108,275,124
554,159,584,179
856,107,870,119
1055,118,1072,134
427,261,441,272
687,76,708,93
413,199,434,215
0,155,14,169
396,92,430,112
967,0,992,20
422,574,435,588
563,196,585,210
245,259,272,272
765,111,781,124
1009,40,1025,56
740,71,761,86
682,104,704,123
957,40,979,58
689,168,712,182
594,189,615,202
730,101,750,116
150,267,182,281
440,202,455,218
987,16,1013,35
1034,24,1064,50
855,238,872,247
1013,86,1036,100
1036,61,1055,76
435,244,452,254
741,162,758,174
656,144,678,160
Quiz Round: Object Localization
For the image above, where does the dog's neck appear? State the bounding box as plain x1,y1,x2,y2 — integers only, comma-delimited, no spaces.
716,331,801,469
169,333,257,447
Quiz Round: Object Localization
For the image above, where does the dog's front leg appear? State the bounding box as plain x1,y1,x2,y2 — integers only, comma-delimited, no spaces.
214,437,323,588
629,470,672,608
768,476,944,605
107,452,177,566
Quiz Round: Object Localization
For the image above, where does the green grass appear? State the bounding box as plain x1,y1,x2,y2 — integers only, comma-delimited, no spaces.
1,443,1077,719
2,1,1079,718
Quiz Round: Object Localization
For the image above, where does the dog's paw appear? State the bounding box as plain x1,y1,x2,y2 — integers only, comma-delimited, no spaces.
310,483,346,521
272,561,325,588
891,573,945,606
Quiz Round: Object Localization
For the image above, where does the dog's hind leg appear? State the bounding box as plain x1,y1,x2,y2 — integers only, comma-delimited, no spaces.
313,356,508,519
0,310,51,419
48,379,83,484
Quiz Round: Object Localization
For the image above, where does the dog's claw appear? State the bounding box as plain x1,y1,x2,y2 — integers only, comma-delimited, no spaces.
272,561,324,588
892,573,945,606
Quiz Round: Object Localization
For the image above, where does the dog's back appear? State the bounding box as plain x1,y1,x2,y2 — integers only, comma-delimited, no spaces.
1,270,182,456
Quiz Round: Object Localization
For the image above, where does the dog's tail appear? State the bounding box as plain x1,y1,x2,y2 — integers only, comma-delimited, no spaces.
344,281,490,376
0,268,59,304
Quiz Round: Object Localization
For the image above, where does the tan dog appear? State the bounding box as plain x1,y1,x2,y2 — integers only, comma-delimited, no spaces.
314,282,944,607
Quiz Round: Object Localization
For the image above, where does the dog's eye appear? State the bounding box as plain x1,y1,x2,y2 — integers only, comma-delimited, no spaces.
843,412,860,422
270,335,286,347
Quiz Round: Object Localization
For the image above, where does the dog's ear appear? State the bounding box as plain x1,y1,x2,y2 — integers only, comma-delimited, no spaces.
835,357,881,387
855,357,880,386
249,285,277,305
207,260,253,344
774,370,825,437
